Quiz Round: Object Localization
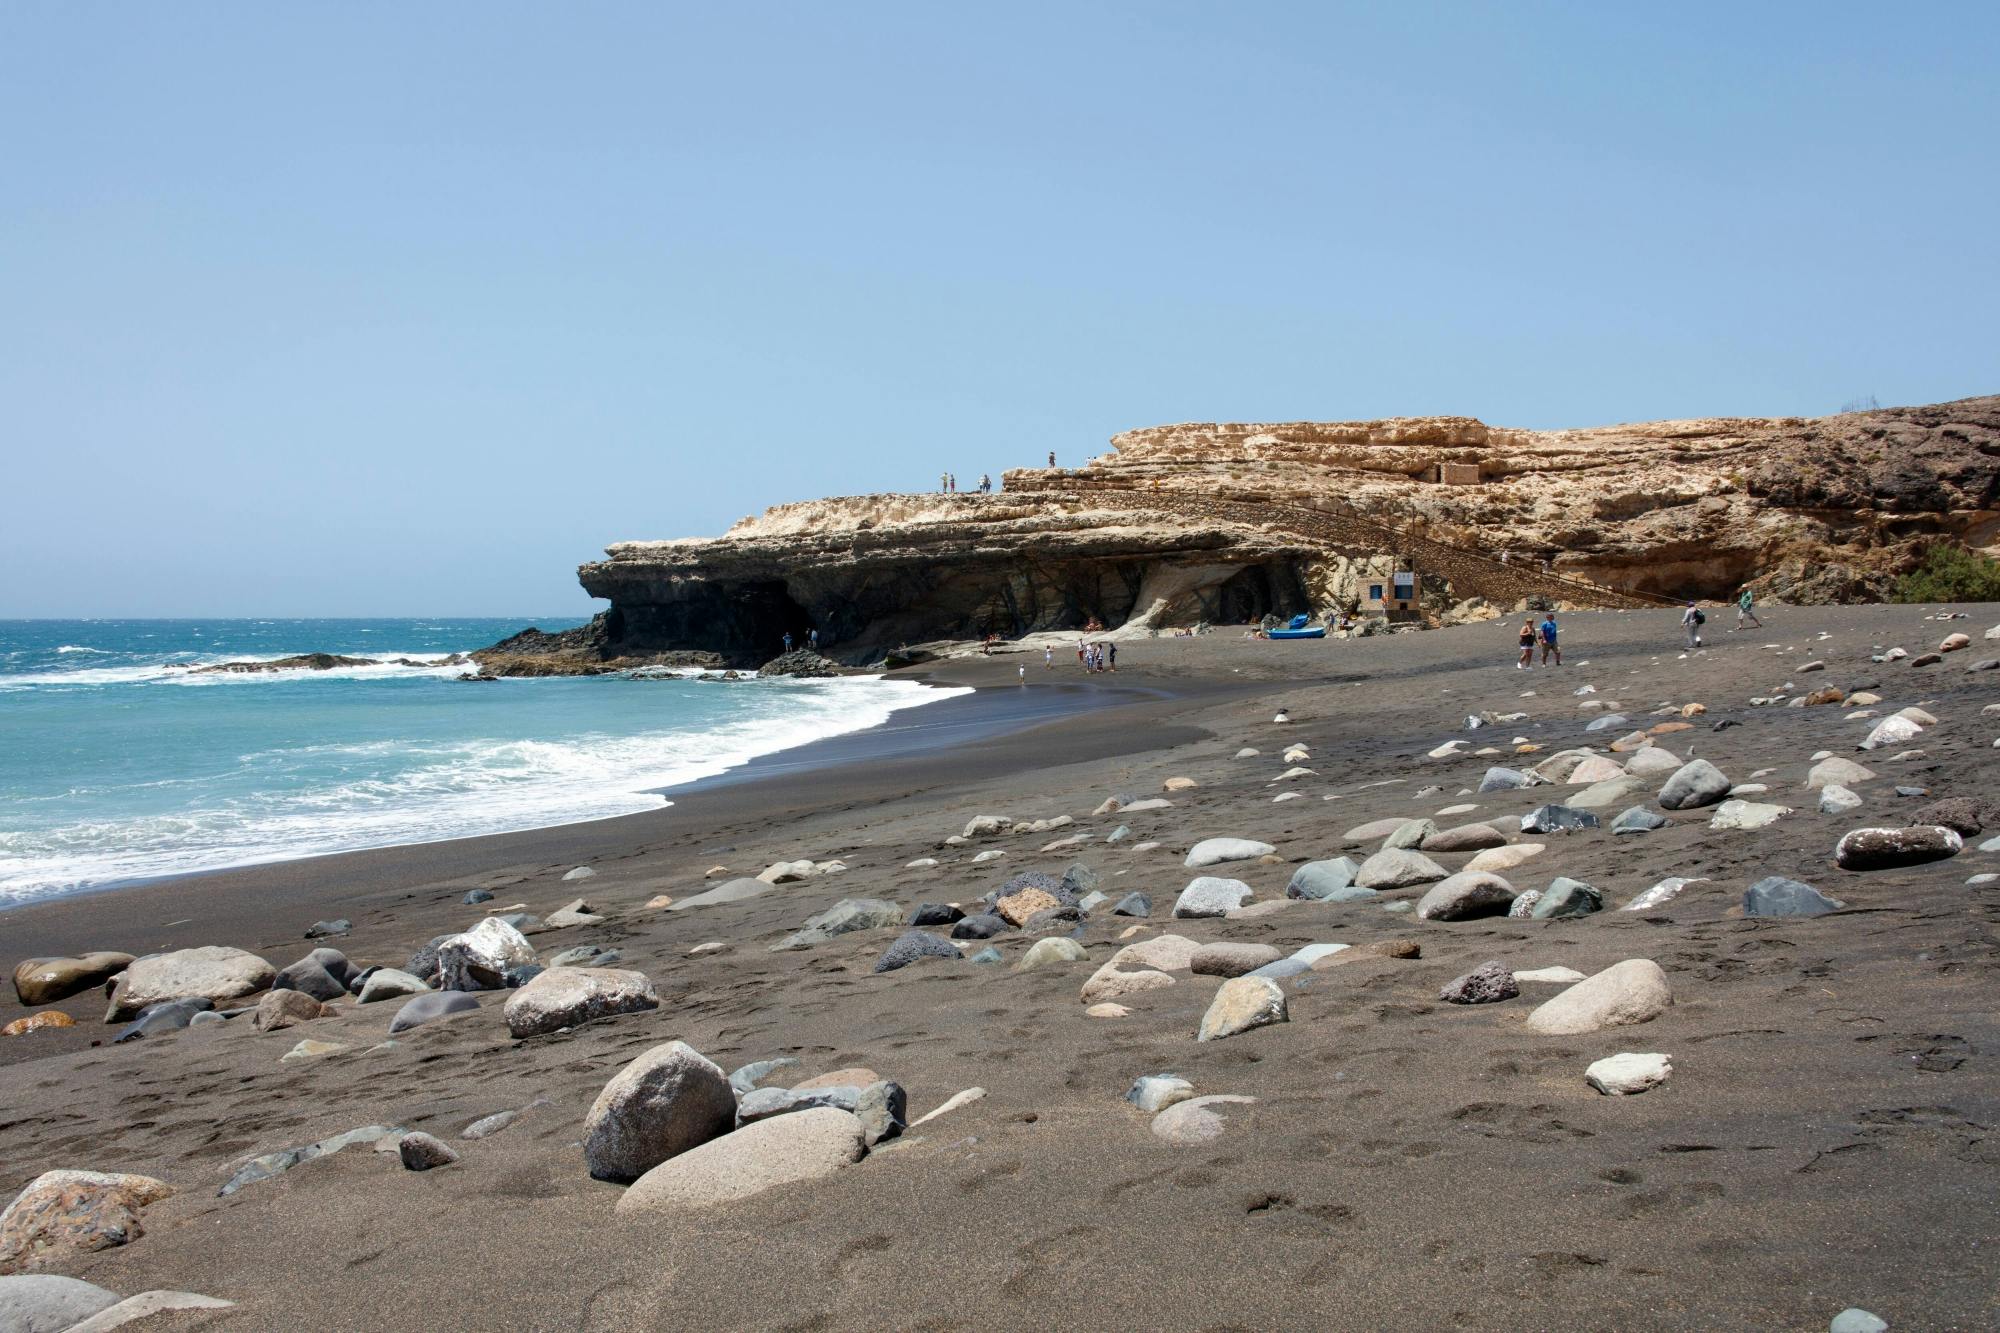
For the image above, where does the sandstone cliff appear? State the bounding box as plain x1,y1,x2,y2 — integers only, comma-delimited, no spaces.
490,396,1997,668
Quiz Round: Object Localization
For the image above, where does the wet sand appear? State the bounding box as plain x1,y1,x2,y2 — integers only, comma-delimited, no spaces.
1,606,1996,1330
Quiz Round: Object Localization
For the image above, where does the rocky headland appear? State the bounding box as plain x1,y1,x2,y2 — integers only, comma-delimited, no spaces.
481,396,1998,670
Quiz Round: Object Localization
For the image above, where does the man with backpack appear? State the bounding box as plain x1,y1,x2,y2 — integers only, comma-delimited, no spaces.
1682,601,1705,648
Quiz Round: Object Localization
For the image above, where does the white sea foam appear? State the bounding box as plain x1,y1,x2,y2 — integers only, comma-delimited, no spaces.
0,676,970,901
0,652,468,688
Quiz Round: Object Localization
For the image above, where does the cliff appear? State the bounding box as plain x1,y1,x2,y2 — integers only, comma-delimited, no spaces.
488,396,1999,668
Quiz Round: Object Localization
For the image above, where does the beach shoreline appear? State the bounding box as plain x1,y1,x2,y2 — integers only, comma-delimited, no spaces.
1,605,1995,1328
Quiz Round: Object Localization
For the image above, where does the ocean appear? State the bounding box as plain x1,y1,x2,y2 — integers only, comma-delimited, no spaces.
0,619,969,904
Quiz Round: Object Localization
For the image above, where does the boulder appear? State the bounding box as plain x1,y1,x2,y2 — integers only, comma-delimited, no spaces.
387,990,481,1034
1111,934,1201,972
543,898,606,929
1189,943,1283,977
503,966,659,1037
1568,756,1626,785
1585,1052,1673,1096
103,946,274,1022
906,902,964,927
1807,757,1876,789
11,953,134,1008
1015,937,1088,971
1611,805,1669,835
994,888,1060,926
1285,858,1363,899
398,1132,460,1171
616,1107,866,1213
872,930,962,974
0,1274,121,1329
1111,892,1151,917
1658,760,1731,810
1079,962,1174,1004
1530,877,1603,918
1743,876,1845,916
1151,1095,1256,1144
252,988,330,1032
583,1041,738,1182
1381,819,1437,851
1623,747,1683,778
1184,838,1275,869
771,898,903,951
1172,877,1254,919
1524,959,1673,1035
1834,825,1962,871
1196,976,1288,1042
272,956,347,1003
1860,715,1923,751
0,1170,173,1274
1520,804,1600,834
1709,799,1792,831
1420,823,1508,853
1354,849,1448,890
1477,767,1532,792
434,918,537,992
1415,872,1518,921
1439,960,1519,1004
948,914,1008,940
303,918,351,939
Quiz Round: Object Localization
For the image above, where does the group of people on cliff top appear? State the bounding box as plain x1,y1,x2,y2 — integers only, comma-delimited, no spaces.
938,473,994,494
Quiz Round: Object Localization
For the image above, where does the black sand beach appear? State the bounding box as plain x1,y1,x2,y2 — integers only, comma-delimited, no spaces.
2,605,1997,1330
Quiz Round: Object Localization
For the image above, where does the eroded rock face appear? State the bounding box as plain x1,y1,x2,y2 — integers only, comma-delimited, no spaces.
476,398,2000,665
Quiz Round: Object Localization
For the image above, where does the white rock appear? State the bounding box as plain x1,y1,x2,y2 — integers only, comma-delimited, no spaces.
972,849,1005,862
1427,740,1467,760
1807,756,1876,788
912,1087,986,1126
1514,966,1586,984
1859,715,1923,751
434,917,536,992
1172,877,1254,918
1151,1095,1255,1144
616,1107,865,1212
1708,799,1791,830
1184,837,1276,869
904,857,939,869
503,966,659,1038
1525,959,1673,1035
1819,785,1863,815
1585,1052,1673,1096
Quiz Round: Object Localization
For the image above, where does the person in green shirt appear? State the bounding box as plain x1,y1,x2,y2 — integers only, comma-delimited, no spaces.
1734,587,1764,630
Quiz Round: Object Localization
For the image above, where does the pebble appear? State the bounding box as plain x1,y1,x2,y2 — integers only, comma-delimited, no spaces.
280,1039,347,1062
1085,1003,1131,1018
219,1124,405,1196
1285,858,1364,899
1828,1309,1889,1333
1111,891,1151,917
562,866,596,882
1585,1052,1673,1096
912,1087,986,1126
1465,843,1544,873
1611,805,1669,834
1819,785,1864,815
872,931,963,974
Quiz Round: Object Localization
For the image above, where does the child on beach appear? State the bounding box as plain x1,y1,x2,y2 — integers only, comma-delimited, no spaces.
1516,617,1536,668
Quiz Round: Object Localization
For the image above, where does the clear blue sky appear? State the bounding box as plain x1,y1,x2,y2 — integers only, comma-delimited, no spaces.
4,2,1994,617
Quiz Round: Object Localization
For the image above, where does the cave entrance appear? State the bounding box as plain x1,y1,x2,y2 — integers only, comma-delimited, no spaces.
738,580,816,656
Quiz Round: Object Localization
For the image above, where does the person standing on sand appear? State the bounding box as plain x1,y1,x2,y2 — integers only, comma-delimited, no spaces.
1538,613,1561,666
1516,616,1536,669
1108,642,1118,671
1018,665,1026,684
808,628,819,651
1682,601,1704,648
1044,645,1053,670
1733,587,1763,630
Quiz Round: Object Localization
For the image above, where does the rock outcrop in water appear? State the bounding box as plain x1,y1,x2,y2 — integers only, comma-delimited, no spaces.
491,396,1997,667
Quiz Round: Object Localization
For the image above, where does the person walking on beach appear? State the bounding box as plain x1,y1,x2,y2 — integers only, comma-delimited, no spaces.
1108,641,1118,671
1018,665,1026,684
1733,587,1763,630
1516,616,1536,669
1538,613,1561,666
1681,601,1704,648
1044,645,1053,670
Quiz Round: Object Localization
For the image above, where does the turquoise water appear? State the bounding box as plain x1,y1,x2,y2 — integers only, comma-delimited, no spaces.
0,619,967,902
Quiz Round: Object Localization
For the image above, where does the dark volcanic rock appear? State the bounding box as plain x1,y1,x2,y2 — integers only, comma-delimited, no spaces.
1111,892,1152,917
1908,798,1993,837
907,902,964,927
873,930,961,974
1438,960,1519,1005
758,651,844,678
949,914,1008,940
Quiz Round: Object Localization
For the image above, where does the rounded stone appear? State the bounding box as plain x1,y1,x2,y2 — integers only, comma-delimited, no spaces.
1172,877,1254,918
503,966,659,1037
397,1131,460,1171
1416,872,1517,921
1525,959,1672,1035
1184,837,1275,869
583,1040,737,1182
103,946,275,1022
1585,1052,1673,1096
1196,976,1288,1042
1189,942,1283,977
616,1107,865,1213
1658,759,1731,810
1151,1094,1256,1144
1835,825,1962,871
1355,849,1449,890
11,953,135,1008
1014,937,1088,971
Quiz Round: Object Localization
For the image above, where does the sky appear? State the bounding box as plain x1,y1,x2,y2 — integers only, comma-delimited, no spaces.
3,2,1996,617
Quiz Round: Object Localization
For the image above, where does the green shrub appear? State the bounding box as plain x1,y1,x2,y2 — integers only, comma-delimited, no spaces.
1892,543,2000,603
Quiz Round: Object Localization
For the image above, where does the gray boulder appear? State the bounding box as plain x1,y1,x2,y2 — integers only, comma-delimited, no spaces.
1421,823,1508,853
1189,943,1283,977
1355,849,1449,889
1111,892,1152,917
273,957,347,1003
387,990,480,1034
872,930,961,974
1478,767,1531,792
1658,759,1731,810
583,1040,737,1182
11,952,134,1007
1743,876,1846,917
1520,804,1600,834
1530,877,1603,918
304,918,350,939
0,1274,121,1331
357,968,430,1004
1415,872,1518,921
1286,857,1362,899
1611,805,1669,835
112,997,213,1043
103,946,275,1022
771,898,903,951
1172,877,1254,918
907,902,964,927
949,913,1008,940
1381,819,1436,851
503,966,659,1038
